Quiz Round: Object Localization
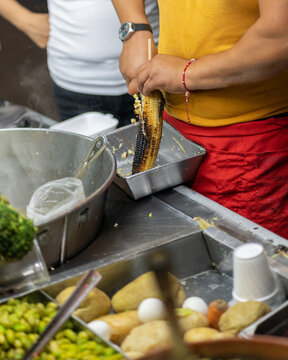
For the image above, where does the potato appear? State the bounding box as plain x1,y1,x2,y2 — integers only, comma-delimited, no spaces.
218,301,270,335
121,320,172,355
44,276,83,298
112,271,186,312
176,308,209,333
56,286,111,322
97,311,141,344
184,327,234,343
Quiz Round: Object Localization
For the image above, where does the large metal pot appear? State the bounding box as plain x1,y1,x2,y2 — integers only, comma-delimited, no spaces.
0,128,116,267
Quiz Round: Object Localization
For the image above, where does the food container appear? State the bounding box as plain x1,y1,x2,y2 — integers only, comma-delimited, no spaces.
43,227,288,354
106,122,206,199
0,101,57,128
0,239,50,296
51,112,119,138
0,129,116,267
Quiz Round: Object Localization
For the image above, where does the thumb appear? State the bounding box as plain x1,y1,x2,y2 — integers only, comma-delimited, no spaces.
127,79,139,96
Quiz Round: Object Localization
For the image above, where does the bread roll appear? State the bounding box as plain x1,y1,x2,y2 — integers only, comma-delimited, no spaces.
56,286,111,322
97,311,141,344
112,272,186,313
218,301,270,335
121,320,172,355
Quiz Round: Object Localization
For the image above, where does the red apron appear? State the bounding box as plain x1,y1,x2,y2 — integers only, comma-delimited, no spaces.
164,112,288,239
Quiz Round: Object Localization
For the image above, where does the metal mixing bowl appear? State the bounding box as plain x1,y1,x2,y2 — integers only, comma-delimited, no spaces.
0,128,116,267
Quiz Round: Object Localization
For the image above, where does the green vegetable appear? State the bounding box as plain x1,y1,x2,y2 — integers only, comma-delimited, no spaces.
0,298,124,360
0,194,9,204
0,196,37,260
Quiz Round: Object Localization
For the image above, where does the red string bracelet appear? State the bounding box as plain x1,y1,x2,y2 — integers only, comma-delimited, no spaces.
182,58,196,123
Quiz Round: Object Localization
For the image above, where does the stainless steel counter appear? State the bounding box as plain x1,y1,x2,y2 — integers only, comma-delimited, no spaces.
48,184,202,284
47,183,288,286
41,183,288,342
1,181,288,304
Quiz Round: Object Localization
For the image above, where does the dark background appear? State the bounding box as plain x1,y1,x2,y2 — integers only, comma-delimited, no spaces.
0,0,59,120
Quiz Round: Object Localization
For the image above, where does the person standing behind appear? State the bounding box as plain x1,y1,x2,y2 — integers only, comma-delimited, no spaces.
0,0,159,126
0,0,49,48
111,0,288,238
47,0,159,125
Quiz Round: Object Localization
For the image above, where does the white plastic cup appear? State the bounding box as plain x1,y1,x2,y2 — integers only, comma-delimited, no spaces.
232,243,278,305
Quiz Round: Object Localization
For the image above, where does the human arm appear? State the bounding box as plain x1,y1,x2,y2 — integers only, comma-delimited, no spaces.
111,0,157,94
0,0,49,48
136,0,288,96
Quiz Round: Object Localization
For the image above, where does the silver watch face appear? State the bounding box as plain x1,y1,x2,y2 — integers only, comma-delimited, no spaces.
119,22,133,41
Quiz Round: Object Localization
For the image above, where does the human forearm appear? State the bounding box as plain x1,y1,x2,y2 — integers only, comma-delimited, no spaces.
0,0,49,48
137,27,288,95
0,0,30,30
111,0,157,94
186,1,288,91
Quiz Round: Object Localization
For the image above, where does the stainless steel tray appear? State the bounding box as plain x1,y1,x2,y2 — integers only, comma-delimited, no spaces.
106,122,206,199
43,227,288,339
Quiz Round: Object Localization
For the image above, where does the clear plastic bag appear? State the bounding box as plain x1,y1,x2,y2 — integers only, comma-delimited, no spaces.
26,177,86,225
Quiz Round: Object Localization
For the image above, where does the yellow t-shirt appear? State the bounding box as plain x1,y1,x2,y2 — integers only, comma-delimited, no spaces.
158,0,288,127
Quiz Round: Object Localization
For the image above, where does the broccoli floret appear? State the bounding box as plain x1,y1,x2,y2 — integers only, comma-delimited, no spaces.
0,194,9,204
0,197,37,260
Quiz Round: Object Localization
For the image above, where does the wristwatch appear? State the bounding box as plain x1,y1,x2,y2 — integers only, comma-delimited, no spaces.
119,22,153,41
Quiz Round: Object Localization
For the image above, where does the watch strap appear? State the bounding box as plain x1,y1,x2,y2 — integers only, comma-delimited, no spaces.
132,23,153,34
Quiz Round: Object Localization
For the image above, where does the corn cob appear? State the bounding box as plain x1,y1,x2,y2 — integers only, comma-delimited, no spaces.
132,91,165,174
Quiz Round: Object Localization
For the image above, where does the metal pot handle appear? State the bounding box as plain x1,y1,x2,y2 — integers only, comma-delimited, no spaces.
75,135,107,179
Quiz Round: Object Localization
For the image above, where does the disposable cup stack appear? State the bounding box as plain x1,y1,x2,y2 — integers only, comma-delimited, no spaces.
232,243,283,307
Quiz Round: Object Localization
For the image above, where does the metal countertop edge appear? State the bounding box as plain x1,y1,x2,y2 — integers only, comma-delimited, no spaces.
173,185,288,247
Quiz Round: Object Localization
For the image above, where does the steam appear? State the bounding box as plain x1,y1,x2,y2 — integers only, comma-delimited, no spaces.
0,156,35,213
19,61,56,119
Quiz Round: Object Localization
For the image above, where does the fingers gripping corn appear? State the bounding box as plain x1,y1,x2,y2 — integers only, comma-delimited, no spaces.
132,91,165,174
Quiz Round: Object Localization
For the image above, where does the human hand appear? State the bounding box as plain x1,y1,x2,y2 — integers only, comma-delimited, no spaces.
119,31,157,95
20,12,49,48
136,54,189,96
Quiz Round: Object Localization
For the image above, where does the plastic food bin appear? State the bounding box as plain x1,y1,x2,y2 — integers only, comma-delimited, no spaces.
51,112,119,137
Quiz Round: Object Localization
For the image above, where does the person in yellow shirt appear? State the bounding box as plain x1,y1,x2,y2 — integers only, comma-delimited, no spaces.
112,0,288,239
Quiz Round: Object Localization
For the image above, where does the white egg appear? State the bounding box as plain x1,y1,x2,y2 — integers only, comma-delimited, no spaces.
182,296,208,315
138,298,167,323
88,320,110,340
